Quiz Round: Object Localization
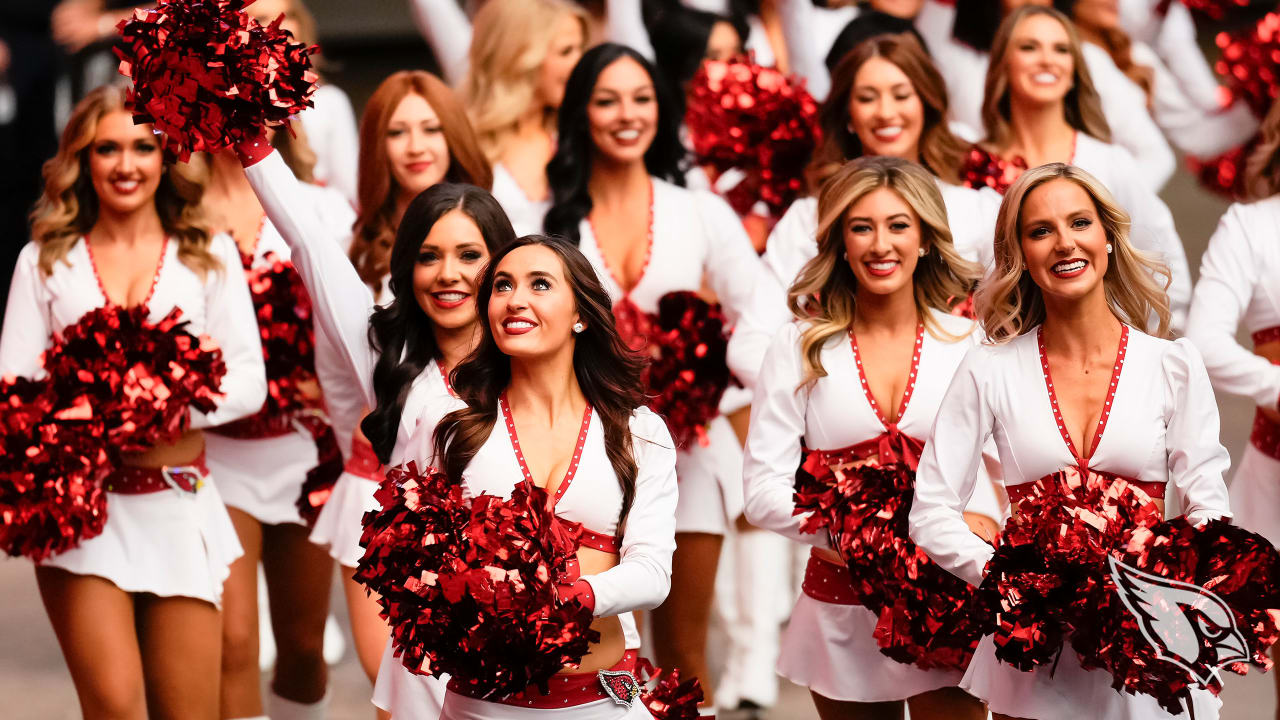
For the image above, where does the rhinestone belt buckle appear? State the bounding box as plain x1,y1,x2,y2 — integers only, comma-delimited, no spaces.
597,668,641,708
161,465,204,494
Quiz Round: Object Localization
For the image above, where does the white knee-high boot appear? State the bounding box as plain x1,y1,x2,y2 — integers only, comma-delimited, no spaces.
267,691,329,720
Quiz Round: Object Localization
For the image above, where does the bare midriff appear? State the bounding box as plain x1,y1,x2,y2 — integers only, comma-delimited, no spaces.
120,428,205,469
559,546,625,674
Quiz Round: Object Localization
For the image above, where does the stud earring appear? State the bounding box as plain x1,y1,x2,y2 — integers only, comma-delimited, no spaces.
1106,243,1113,254
918,247,927,257
572,322,585,333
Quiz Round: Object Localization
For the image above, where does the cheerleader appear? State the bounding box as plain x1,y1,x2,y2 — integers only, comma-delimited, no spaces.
201,137,353,720
399,234,678,720
956,5,1191,330
743,156,998,719
237,69,502,716
727,33,1001,388
776,0,917,104
544,42,766,707
0,85,265,718
247,0,360,206
410,0,588,235
910,162,1232,720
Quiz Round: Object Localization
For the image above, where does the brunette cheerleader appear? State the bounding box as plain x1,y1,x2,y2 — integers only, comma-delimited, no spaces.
910,162,1231,720
743,156,998,720
727,33,1001,388
955,5,1191,329
236,69,504,715
0,85,266,719
395,234,678,720
544,42,767,707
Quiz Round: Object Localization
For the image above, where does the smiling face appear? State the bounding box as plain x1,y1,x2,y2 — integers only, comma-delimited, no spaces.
413,208,491,332
488,244,582,361
842,186,926,299
1004,13,1075,107
587,56,659,167
1019,178,1109,303
385,93,451,197
537,13,586,109
87,110,164,217
849,56,924,162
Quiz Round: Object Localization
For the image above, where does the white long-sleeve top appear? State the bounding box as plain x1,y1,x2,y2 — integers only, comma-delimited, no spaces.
1081,41,1177,192
492,162,551,237
402,402,679,619
1121,0,1226,113
1136,41,1258,160
244,150,444,461
298,84,360,208
774,0,858,102
408,0,472,86
1187,198,1280,411
726,179,1000,389
910,327,1232,587
743,310,1002,546
915,0,988,139
0,235,266,429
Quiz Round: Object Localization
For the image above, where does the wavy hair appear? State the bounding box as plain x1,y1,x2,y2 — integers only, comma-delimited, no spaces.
30,84,215,277
981,6,1111,150
789,156,981,387
809,33,969,190
360,184,516,463
545,43,687,244
462,0,589,164
1245,96,1280,200
432,235,648,527
1053,0,1154,104
351,71,493,290
975,163,1171,342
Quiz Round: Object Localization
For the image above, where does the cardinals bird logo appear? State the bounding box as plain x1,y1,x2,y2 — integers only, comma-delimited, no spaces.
1108,556,1250,688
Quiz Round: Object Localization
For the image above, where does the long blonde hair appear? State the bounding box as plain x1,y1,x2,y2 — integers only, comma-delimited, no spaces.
982,6,1111,150
975,163,1170,343
788,156,982,386
1246,95,1280,200
461,0,588,162
29,85,216,277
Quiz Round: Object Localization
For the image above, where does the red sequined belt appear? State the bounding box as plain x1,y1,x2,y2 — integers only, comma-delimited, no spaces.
801,550,858,605
103,452,209,494
344,436,383,481
1251,411,1280,462
1006,476,1165,503
449,649,640,708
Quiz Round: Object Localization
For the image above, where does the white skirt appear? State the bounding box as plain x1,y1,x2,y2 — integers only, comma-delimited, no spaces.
961,634,1222,720
776,592,962,702
206,430,320,526
441,691,655,720
39,481,244,606
372,637,447,719
308,470,379,567
1228,443,1280,548
673,415,744,536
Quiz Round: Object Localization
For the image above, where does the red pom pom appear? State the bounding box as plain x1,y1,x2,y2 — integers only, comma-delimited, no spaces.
636,659,704,720
295,421,342,527
357,465,600,699
685,56,820,219
115,0,318,161
959,146,1026,194
1178,0,1252,23
1215,12,1280,120
0,376,112,561
1187,135,1262,200
42,305,227,453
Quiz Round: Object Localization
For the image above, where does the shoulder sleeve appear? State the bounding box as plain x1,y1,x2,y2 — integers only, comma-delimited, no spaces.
408,0,472,86
1186,204,1280,410
909,344,999,586
579,408,677,617
1142,45,1257,157
0,242,54,378
190,234,267,428
695,190,766,328
777,0,830,101
1085,45,1175,191
604,0,654,61
1162,338,1232,525
245,150,378,409
741,322,832,548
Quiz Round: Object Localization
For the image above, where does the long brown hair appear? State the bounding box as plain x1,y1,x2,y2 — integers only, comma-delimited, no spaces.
350,71,492,289
1053,0,1154,105
809,33,969,190
790,156,981,386
1246,96,1280,200
432,236,649,527
981,6,1111,150
975,163,1170,342
30,84,216,277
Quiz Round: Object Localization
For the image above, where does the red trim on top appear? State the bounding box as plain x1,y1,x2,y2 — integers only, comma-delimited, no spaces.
499,392,593,507
436,361,456,398
239,214,268,260
1037,324,1129,467
578,527,621,554
1252,326,1280,346
849,323,924,430
85,235,168,309
587,178,654,297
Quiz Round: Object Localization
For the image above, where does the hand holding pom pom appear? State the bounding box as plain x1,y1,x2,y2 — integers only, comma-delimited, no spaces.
115,0,317,160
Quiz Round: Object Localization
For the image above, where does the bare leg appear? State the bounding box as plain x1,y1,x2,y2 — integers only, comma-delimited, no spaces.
810,691,904,720
343,569,389,685
36,566,147,720
220,507,265,718
649,531,723,707
906,687,986,720
261,521,333,704
136,593,222,720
